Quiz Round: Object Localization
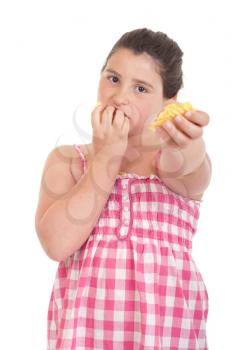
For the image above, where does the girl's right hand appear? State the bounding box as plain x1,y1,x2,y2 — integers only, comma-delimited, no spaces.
91,104,130,159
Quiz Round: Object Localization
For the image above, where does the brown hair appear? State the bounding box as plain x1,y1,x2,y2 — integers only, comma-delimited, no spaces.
100,28,184,99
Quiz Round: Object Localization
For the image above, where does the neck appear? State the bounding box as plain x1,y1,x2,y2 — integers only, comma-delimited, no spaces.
120,131,160,170
126,128,160,156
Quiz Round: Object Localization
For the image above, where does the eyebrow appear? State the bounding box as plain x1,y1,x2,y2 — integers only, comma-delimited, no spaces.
105,69,154,89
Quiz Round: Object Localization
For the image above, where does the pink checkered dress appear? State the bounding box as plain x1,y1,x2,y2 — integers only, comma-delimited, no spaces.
47,144,208,350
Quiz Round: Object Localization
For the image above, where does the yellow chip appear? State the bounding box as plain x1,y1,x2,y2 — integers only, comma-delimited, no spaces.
95,100,102,107
148,102,194,130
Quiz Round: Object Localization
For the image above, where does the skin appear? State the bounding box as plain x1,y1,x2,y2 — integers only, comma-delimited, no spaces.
96,48,176,169
35,49,211,261
96,47,210,180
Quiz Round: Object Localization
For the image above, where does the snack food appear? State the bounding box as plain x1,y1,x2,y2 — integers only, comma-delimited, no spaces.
95,100,102,107
148,102,195,130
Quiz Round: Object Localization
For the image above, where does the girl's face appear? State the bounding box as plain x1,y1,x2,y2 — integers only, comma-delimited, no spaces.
97,48,175,137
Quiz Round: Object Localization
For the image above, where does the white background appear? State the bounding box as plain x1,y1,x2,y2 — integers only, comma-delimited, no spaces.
0,0,231,349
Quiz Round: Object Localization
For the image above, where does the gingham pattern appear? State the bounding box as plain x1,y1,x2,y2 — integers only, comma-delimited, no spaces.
47,144,208,350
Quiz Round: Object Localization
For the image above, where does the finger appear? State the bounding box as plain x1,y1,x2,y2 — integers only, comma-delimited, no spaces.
101,106,115,128
173,115,203,139
162,121,191,147
113,109,125,128
156,126,176,148
184,110,210,127
122,116,130,136
91,104,105,129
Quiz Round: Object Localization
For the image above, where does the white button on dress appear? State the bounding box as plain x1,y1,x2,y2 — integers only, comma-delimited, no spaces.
119,226,128,237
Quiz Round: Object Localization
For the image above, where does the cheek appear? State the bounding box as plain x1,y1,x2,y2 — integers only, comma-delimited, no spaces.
139,101,156,121
97,80,111,102
144,98,164,119
137,98,164,128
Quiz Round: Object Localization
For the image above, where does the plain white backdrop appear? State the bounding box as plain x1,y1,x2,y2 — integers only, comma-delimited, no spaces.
0,0,231,349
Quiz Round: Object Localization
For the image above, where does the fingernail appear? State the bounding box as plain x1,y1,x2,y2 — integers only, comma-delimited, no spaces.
185,111,192,117
175,115,182,122
164,121,172,129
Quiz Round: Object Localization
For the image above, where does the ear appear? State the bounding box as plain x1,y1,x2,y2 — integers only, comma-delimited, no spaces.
163,95,177,107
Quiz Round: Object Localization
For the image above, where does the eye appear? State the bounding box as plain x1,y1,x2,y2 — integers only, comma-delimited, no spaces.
107,75,119,83
136,86,147,93
106,75,148,93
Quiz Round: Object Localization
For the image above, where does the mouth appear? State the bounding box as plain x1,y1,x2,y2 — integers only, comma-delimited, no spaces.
113,109,130,120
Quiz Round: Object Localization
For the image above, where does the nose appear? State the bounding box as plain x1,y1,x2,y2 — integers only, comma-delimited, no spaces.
112,87,129,108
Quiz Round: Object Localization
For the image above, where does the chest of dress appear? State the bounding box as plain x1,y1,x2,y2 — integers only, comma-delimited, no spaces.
93,176,200,242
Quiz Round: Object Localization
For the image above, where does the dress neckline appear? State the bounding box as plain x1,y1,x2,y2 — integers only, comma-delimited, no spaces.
73,144,202,204
116,172,161,180
74,143,161,181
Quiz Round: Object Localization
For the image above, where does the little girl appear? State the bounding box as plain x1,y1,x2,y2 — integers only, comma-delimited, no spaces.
35,28,211,349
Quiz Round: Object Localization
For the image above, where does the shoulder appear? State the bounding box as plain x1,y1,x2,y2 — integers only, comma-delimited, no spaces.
47,143,92,162
70,143,93,181
48,144,76,161
43,144,88,183
35,145,80,227
40,144,82,188
35,144,89,218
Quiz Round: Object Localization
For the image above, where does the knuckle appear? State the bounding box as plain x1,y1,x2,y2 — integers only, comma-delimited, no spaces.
115,116,124,128
114,118,121,126
106,106,114,113
115,112,123,121
103,107,113,118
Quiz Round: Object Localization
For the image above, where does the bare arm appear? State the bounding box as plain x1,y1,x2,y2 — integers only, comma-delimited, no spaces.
157,137,206,178
35,104,130,262
154,109,212,200
35,147,122,262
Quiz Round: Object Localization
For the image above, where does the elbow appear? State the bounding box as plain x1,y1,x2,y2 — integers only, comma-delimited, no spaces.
42,239,63,262
35,233,61,262
35,220,66,262
40,237,67,262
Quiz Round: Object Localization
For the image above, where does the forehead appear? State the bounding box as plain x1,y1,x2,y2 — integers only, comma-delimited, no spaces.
105,48,162,83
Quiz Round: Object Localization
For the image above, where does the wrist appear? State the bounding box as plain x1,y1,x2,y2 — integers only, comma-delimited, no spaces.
157,138,206,179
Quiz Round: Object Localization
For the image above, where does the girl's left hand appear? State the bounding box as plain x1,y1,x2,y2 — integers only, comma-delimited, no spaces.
156,109,210,149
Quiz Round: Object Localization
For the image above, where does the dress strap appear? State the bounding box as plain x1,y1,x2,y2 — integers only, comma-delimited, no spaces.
73,144,87,172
